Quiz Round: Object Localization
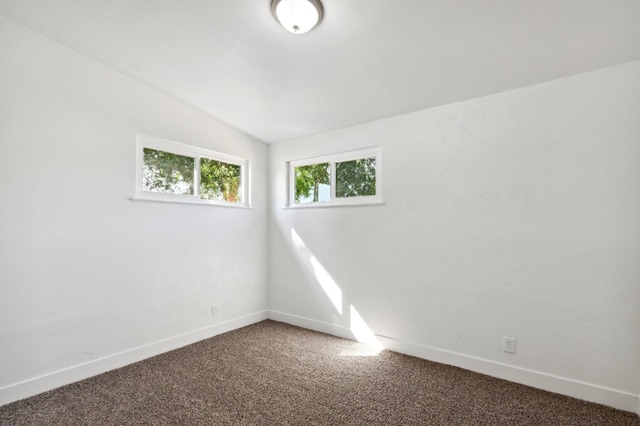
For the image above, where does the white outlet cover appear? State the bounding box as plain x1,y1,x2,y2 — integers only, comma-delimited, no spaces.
504,336,516,354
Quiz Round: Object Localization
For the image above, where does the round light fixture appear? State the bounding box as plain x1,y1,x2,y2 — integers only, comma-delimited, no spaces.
271,0,323,34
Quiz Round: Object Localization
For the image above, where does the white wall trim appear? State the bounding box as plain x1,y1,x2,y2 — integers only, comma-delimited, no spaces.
0,311,268,407
267,310,639,414
268,310,356,341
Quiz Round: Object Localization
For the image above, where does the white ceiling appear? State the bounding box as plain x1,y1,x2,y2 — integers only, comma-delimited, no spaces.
1,0,639,143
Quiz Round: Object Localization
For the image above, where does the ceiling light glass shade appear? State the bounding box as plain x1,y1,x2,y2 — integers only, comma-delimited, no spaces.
271,0,323,34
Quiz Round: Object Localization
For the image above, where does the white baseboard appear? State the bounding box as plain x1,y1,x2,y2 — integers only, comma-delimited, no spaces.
0,311,268,407
3,310,638,415
267,310,640,414
267,310,356,340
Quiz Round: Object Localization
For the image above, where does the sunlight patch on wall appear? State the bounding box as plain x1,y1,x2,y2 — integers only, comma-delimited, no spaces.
290,228,383,356
291,228,342,314
348,305,383,354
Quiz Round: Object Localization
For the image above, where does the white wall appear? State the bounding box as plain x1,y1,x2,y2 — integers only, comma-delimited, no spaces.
0,16,268,404
269,61,640,411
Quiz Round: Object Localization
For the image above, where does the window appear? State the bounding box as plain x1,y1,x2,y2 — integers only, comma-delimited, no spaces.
288,147,382,207
135,134,250,207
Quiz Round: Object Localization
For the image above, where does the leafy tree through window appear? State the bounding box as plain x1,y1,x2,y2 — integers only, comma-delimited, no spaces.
200,158,242,202
289,147,381,207
336,157,376,198
294,163,330,203
143,148,195,195
135,134,250,207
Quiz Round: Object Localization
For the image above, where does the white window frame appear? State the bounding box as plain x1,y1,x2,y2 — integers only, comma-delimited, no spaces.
287,147,382,208
134,134,250,208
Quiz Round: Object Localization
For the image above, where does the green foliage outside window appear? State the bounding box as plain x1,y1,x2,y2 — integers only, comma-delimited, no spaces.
294,163,330,203
143,148,194,194
200,158,241,202
143,148,242,202
336,157,376,198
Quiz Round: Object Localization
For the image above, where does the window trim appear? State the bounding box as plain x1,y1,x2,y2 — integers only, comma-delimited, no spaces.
287,147,382,208
133,134,251,208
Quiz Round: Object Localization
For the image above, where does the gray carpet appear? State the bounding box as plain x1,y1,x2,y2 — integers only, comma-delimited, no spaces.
1,320,638,425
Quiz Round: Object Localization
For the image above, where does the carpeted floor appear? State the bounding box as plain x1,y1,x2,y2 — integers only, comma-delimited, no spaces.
1,320,638,425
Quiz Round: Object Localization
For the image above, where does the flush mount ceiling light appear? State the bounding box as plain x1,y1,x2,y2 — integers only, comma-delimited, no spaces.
271,0,323,34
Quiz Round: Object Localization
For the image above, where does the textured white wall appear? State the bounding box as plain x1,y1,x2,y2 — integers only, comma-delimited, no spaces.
269,61,640,407
0,16,268,397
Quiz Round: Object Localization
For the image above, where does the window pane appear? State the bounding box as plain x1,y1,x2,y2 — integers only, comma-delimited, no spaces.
200,158,242,202
143,148,194,195
294,163,331,203
336,157,376,198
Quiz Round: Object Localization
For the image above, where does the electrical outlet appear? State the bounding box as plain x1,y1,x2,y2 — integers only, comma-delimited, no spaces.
503,336,516,354
211,305,219,317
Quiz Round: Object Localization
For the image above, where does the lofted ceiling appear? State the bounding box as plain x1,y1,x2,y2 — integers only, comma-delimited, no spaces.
1,0,639,143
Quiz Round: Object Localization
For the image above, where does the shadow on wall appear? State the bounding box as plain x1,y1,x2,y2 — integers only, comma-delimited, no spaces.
290,228,383,356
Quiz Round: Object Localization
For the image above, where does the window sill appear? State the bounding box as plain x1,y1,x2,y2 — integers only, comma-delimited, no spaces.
284,201,385,210
131,195,252,209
